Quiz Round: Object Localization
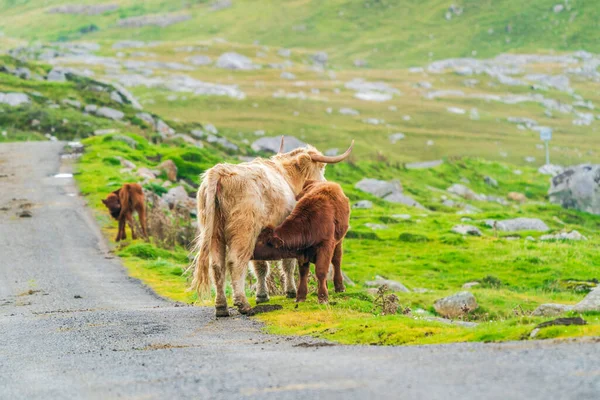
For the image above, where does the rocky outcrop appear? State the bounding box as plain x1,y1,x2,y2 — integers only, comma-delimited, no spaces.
434,292,478,319
549,164,600,215
485,218,549,232
252,136,306,153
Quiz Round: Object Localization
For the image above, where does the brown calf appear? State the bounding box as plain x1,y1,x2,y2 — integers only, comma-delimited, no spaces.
102,183,148,242
253,180,350,303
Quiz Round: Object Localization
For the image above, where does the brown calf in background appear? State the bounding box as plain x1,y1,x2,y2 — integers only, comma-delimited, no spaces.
102,183,148,242
253,180,350,303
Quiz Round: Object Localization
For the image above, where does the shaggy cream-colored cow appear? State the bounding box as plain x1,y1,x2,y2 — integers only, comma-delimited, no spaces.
191,141,353,316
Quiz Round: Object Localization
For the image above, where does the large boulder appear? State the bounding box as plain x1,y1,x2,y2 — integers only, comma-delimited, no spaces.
447,183,482,201
0,92,30,106
532,303,574,317
251,135,306,153
573,286,600,312
485,218,549,232
434,291,478,319
451,225,482,236
95,107,124,120
158,160,178,182
549,164,600,214
365,275,410,293
163,186,194,209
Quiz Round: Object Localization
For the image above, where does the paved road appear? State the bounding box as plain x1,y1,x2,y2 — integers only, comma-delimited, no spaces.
0,142,598,400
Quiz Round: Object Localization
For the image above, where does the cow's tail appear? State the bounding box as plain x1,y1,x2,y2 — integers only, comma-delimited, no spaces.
118,184,130,219
189,171,222,298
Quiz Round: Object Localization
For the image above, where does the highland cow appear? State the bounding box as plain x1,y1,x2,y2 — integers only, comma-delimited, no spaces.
102,183,148,242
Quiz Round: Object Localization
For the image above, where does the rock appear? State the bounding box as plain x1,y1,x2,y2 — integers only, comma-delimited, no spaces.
532,303,573,317
345,78,400,102
549,164,600,214
485,218,550,232
0,93,30,106
484,176,498,187
389,133,405,144
462,282,480,289
95,107,124,120
383,193,426,209
365,223,387,230
158,160,178,182
280,71,296,80
47,68,67,82
84,104,98,113
204,124,218,135
94,128,118,136
61,99,81,109
118,13,191,28
507,192,527,203
111,83,143,110
136,112,155,127
538,164,564,176
573,286,600,312
252,136,306,153
278,48,291,58
447,106,466,114
355,178,402,198
393,214,411,220
339,107,359,116
324,148,338,156
365,275,410,293
312,52,328,65
526,236,536,241
207,135,238,152
119,158,136,170
188,55,212,66
553,4,564,13
540,230,587,241
216,52,256,70
525,156,536,163
156,120,175,138
353,59,367,68
112,135,137,149
451,225,482,236
353,200,373,209
163,186,194,209
434,291,478,319
447,184,481,201
110,91,123,104
48,4,119,15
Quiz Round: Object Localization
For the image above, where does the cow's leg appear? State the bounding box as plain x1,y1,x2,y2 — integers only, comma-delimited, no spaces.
227,246,252,315
126,213,137,240
116,216,126,241
315,243,335,304
212,240,228,317
332,242,345,293
137,203,148,238
252,260,270,304
281,258,297,298
296,260,310,302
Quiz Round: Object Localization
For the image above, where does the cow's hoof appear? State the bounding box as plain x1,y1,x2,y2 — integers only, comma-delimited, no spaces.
255,294,270,304
318,297,329,305
286,290,297,299
335,285,346,293
215,306,230,318
295,297,307,303
235,302,252,315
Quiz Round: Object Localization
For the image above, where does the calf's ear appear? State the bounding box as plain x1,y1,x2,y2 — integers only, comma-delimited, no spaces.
101,199,107,205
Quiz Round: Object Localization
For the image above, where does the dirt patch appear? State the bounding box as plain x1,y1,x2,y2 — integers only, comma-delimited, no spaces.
17,289,42,296
536,317,586,329
293,342,336,348
246,304,283,316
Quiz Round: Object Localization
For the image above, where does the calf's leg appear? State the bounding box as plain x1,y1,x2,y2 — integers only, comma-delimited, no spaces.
116,216,126,241
315,243,335,304
126,213,137,240
137,203,148,238
332,242,345,293
211,240,228,317
296,261,310,302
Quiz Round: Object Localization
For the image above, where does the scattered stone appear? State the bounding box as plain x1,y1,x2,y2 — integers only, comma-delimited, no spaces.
365,276,410,293
136,113,155,127
312,52,328,66
553,4,564,13
447,184,482,201
451,225,482,236
339,107,359,116
278,48,291,58
84,104,98,113
540,230,587,241
532,303,573,317
384,193,426,209
526,236,536,241
216,52,256,70
365,223,387,230
252,136,306,153
485,218,549,232
484,176,498,187
355,178,402,198
163,186,193,209
0,92,30,106
353,200,373,209
389,133,405,144
188,55,212,66
118,13,191,28
324,148,338,156
48,4,119,15
207,135,238,152
447,106,466,114
61,99,81,109
353,59,367,68
119,158,136,170
112,135,137,149
110,91,123,104
507,192,527,203
156,120,175,138
94,129,118,136
345,78,400,102
158,160,178,182
280,71,296,80
434,291,477,319
47,68,67,82
462,282,480,289
573,286,600,312
525,156,536,163
95,107,124,120
363,118,384,125
549,164,600,214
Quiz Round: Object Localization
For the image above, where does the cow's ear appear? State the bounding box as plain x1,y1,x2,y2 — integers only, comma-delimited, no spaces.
101,199,107,205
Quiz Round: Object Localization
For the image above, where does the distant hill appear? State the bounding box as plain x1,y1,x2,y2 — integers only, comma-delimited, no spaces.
1,0,599,67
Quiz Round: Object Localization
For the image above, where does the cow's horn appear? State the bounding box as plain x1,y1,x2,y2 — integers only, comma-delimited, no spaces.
278,136,285,154
310,140,354,164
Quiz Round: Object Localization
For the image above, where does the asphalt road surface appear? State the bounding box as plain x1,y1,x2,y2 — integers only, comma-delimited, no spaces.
0,141,598,400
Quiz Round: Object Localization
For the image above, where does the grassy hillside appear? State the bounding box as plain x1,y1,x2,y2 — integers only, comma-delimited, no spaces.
1,0,599,67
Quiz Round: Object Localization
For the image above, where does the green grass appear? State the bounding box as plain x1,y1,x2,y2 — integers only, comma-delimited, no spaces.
74,133,600,346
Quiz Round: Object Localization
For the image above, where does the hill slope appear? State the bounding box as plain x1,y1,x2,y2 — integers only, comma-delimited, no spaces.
1,0,599,67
